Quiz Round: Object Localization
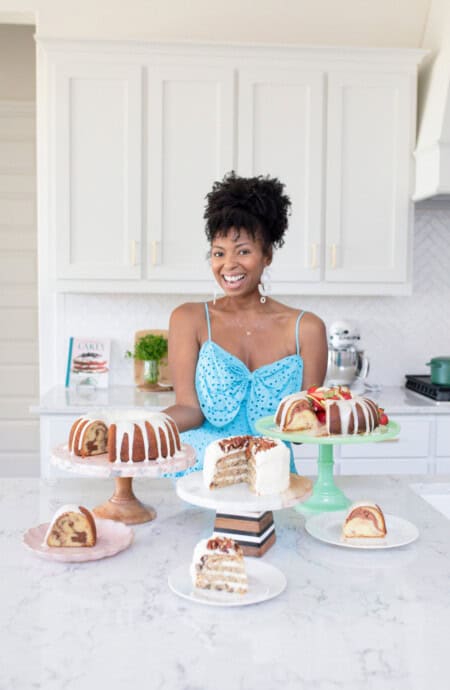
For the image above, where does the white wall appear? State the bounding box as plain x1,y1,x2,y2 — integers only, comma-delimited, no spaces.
0,25,38,475
61,206,450,390
0,0,430,46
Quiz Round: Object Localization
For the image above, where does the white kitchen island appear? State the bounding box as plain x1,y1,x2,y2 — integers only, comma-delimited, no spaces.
2,474,450,690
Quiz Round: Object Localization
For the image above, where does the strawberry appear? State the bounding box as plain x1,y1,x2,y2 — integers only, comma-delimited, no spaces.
316,409,326,424
379,413,389,425
340,387,352,400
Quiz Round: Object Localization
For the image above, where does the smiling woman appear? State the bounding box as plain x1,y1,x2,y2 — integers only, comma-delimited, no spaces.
163,171,328,474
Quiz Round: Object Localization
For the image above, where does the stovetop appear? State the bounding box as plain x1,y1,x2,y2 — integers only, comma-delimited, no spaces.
405,375,450,401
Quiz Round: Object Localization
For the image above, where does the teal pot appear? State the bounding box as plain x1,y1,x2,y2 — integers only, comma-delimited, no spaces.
426,357,450,386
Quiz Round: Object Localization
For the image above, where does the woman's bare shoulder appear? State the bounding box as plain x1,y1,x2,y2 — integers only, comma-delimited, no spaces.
170,301,205,322
300,310,326,330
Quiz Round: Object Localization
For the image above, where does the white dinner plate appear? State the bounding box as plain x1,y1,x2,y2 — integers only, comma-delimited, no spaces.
168,559,286,607
305,511,419,550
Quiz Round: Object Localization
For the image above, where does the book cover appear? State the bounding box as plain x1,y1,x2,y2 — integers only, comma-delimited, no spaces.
65,337,111,389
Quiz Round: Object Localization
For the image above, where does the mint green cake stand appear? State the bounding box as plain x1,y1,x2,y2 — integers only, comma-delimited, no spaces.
254,418,401,514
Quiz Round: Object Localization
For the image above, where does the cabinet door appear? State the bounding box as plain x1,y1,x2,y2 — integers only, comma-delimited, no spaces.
53,61,143,280
238,68,324,286
147,64,234,282
325,71,413,284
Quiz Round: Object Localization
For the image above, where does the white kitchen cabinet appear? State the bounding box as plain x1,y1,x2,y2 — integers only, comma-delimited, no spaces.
146,63,235,283
52,59,143,280
325,71,413,286
39,41,424,295
238,68,324,285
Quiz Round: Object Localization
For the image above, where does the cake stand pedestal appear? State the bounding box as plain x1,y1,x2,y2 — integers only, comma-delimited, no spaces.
176,473,313,557
254,418,401,514
51,444,196,525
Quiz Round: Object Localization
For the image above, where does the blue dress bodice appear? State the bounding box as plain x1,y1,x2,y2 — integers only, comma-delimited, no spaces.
176,304,305,475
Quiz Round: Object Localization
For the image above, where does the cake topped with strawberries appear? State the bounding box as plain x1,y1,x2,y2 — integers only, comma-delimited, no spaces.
275,385,389,436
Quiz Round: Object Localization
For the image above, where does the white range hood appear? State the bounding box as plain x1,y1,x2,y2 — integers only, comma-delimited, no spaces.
414,46,450,201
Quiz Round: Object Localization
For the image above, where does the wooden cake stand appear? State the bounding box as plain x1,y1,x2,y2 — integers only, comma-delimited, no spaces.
51,444,196,525
176,472,313,557
255,418,401,514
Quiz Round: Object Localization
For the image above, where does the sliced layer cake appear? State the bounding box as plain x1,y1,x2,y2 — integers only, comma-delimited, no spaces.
203,435,290,496
190,536,248,594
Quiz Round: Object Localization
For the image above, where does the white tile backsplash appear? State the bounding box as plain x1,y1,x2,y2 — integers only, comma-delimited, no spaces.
62,207,450,387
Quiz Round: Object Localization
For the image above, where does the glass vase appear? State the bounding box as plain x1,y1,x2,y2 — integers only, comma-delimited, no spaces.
143,359,159,385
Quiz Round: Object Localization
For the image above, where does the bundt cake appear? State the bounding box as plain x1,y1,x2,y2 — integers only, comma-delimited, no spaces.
342,501,387,539
203,435,290,495
43,504,97,547
68,410,181,463
275,386,388,436
190,536,248,594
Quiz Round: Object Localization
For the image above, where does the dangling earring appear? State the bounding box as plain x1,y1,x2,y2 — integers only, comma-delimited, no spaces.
258,282,267,304
258,266,271,304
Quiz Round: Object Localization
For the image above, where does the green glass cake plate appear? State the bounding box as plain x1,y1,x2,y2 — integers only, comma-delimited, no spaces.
254,418,401,514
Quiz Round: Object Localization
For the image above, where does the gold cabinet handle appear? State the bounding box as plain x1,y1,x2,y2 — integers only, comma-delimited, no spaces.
311,242,319,270
151,240,159,266
130,240,139,266
330,243,337,269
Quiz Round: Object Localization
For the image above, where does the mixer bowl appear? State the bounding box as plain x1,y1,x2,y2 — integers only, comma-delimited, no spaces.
325,349,369,386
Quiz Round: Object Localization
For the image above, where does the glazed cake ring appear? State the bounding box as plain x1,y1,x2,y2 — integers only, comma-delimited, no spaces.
68,408,181,463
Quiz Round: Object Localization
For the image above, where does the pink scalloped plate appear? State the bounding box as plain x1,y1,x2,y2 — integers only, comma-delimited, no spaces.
23,518,134,562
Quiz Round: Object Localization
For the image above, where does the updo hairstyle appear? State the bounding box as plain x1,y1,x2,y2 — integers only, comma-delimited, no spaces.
204,171,291,253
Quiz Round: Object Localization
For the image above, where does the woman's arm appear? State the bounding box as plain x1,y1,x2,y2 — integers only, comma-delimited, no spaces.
163,304,205,432
298,312,328,390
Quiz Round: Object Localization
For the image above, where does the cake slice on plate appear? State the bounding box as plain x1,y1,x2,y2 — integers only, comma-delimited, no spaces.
43,504,97,547
342,501,387,539
190,536,248,594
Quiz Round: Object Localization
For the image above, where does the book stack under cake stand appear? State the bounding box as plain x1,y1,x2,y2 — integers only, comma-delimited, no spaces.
254,418,401,514
176,471,313,556
51,443,196,525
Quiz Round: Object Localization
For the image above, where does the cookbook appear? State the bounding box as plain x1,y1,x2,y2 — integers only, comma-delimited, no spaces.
65,337,111,389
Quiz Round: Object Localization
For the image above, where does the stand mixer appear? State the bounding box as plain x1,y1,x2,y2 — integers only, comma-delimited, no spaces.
325,320,370,391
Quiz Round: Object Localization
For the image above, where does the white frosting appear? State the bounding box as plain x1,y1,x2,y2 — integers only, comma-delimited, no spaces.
42,504,88,546
70,409,180,463
203,436,290,495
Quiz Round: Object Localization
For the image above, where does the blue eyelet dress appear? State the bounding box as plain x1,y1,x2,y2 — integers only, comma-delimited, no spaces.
175,304,305,476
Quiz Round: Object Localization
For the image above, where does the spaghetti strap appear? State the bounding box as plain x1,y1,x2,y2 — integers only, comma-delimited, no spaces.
295,310,306,355
204,303,212,341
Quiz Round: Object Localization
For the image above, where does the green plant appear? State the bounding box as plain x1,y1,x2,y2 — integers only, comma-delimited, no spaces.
126,334,168,362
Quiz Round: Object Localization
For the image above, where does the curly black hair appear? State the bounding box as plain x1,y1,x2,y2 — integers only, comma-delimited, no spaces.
204,171,291,251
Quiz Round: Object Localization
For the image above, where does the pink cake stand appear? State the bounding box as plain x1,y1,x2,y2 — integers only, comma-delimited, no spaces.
51,443,196,525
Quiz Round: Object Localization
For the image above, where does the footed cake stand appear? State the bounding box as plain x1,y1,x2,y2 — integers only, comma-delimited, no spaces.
254,418,401,514
51,444,196,525
176,472,313,557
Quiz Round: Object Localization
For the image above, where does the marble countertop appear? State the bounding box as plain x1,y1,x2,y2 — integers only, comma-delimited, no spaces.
31,384,450,416
3,474,450,690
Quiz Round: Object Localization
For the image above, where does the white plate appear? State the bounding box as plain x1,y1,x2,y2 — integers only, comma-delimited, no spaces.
168,559,286,607
23,518,134,562
305,511,419,550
